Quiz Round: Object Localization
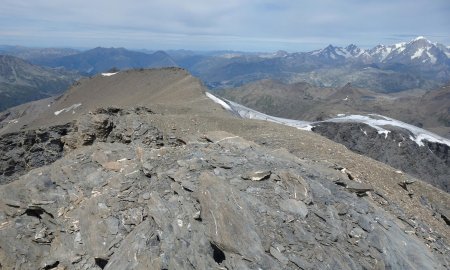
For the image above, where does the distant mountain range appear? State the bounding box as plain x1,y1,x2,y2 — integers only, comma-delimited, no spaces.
183,37,450,92
1,36,448,91
0,55,79,111
0,36,449,112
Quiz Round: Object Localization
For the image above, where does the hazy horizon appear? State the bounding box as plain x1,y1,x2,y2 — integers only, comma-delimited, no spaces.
1,0,449,52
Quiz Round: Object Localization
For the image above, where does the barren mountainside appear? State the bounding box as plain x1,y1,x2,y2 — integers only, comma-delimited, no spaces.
0,69,449,269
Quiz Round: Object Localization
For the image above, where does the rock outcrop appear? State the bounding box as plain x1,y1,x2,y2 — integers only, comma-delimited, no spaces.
1,115,448,269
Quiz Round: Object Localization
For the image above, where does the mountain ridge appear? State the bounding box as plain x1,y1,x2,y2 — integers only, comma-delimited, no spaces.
1,36,448,92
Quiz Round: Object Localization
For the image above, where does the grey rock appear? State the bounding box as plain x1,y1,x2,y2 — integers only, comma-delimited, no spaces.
279,199,309,218
358,215,374,232
349,227,366,239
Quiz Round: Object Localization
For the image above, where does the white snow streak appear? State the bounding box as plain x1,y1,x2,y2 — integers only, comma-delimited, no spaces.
326,114,450,147
206,92,233,111
54,103,82,116
101,72,118,77
411,48,424,59
426,51,437,64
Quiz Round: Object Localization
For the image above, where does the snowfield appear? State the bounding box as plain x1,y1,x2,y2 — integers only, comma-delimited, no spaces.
206,92,450,147
206,92,312,130
101,72,118,77
326,114,450,147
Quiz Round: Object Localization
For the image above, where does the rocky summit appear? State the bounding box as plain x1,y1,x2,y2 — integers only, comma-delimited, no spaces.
0,68,449,269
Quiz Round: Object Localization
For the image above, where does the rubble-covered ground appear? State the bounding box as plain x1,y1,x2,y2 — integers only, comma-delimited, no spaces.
0,107,448,269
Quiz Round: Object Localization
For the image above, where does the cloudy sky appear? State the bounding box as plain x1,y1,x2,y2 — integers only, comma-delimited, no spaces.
0,0,449,52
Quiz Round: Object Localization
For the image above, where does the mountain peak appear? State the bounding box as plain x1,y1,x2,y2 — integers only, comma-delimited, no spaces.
345,44,358,50
409,36,432,46
412,36,428,42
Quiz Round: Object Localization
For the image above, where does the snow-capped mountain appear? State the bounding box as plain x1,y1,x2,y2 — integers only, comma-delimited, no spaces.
309,36,449,66
311,45,353,60
381,37,447,65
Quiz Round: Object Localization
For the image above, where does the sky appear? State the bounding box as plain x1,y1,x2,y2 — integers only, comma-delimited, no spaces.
0,0,449,52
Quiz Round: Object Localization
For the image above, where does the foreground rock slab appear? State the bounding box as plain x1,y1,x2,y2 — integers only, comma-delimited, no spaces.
0,117,447,269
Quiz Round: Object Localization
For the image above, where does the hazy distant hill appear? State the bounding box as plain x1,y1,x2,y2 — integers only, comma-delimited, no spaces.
0,55,79,111
0,45,79,65
40,47,178,75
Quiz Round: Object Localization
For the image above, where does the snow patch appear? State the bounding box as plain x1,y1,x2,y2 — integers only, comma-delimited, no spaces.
101,72,118,77
326,114,450,147
411,48,424,59
7,119,18,124
226,99,312,130
426,51,437,64
54,103,82,116
394,42,406,49
378,130,390,139
206,92,233,112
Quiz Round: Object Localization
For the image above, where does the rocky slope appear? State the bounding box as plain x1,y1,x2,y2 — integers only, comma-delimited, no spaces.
0,69,449,269
0,55,80,111
312,122,450,192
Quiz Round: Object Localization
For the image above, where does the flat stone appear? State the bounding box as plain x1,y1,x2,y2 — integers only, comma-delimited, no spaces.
270,246,289,265
279,199,308,218
358,215,374,232
346,182,373,194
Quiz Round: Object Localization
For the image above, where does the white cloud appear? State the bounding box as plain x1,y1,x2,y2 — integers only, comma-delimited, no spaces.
0,0,449,51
